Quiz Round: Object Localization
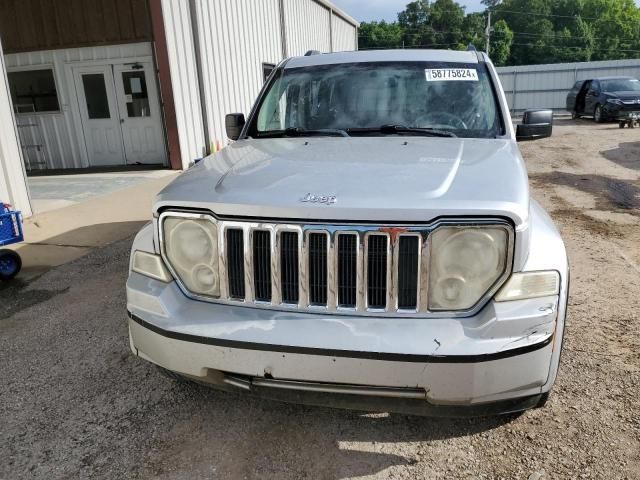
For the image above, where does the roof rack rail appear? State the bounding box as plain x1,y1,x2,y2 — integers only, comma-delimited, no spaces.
304,50,322,56
466,44,477,52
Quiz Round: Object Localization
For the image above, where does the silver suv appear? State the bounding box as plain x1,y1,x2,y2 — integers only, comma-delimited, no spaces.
127,49,568,417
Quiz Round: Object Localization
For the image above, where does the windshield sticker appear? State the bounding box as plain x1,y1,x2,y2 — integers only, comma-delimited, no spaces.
425,68,479,82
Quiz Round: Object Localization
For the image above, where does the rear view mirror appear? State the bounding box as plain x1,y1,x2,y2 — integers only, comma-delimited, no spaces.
225,113,246,140
516,109,553,142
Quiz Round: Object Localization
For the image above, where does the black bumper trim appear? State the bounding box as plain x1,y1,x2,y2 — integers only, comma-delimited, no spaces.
128,311,553,364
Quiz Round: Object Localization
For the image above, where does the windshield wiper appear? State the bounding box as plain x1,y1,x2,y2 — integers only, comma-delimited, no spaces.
347,125,457,138
258,127,350,138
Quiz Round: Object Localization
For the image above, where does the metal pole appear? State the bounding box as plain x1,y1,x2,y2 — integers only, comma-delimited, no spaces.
485,11,491,54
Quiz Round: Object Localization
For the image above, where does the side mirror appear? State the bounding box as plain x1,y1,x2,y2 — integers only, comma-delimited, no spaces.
516,109,553,142
225,113,245,141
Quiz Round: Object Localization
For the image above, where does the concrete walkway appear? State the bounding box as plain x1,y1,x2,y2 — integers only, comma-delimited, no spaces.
27,170,176,214
8,170,179,279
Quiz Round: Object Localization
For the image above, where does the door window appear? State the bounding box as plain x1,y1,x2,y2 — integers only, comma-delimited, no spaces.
121,71,150,117
82,74,111,119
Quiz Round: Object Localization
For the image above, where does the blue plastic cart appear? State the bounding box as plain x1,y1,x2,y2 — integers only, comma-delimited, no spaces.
0,203,23,280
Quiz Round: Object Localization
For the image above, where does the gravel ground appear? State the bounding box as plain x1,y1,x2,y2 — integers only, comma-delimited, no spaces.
1,120,639,479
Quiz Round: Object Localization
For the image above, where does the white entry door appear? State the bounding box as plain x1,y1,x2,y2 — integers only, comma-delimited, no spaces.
74,66,126,167
113,63,167,166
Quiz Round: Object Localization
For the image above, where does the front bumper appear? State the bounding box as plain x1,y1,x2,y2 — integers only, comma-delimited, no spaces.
128,308,553,416
127,202,568,415
604,104,640,120
127,270,565,411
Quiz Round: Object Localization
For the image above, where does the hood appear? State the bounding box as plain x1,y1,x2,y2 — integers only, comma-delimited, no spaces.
156,137,530,227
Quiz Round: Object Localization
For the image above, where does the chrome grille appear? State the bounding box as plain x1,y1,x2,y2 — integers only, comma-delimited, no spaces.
337,234,357,308
252,230,272,302
280,232,299,304
226,229,245,300
159,213,514,318
397,236,419,309
308,233,328,306
366,234,389,309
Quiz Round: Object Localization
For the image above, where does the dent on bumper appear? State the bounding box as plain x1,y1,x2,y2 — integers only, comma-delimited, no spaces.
127,272,562,406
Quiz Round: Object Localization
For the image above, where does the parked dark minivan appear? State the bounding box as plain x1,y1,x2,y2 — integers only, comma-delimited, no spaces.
567,76,640,126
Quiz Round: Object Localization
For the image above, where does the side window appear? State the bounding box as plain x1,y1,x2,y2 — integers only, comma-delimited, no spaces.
8,68,60,113
591,80,600,94
262,63,276,83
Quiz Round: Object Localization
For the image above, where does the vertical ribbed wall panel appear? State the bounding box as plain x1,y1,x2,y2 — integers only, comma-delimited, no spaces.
193,0,283,150
332,14,357,52
161,0,206,169
283,0,332,57
496,58,640,113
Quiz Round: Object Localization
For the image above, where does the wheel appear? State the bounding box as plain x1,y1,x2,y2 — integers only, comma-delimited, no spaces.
0,249,22,280
594,104,604,123
629,121,636,129
619,122,626,129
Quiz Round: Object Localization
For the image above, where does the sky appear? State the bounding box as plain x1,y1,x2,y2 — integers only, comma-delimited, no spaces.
331,0,485,22
332,0,640,22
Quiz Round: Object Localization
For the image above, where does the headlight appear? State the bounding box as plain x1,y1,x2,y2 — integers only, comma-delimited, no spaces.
162,216,220,297
428,227,509,311
606,98,623,105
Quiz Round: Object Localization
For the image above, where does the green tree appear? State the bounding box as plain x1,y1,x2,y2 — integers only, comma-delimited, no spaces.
398,0,433,47
430,0,466,48
358,21,404,49
356,0,640,66
461,12,487,49
490,19,513,65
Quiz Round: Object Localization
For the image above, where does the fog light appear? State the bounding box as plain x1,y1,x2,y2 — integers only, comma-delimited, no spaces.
132,251,172,283
495,271,560,302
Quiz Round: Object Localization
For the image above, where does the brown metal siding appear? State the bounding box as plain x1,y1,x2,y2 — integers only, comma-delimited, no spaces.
0,0,152,53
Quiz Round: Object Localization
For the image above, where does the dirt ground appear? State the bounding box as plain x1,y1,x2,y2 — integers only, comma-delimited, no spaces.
1,119,639,479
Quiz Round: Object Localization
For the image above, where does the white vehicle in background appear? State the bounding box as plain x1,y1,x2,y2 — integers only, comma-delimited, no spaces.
127,49,568,416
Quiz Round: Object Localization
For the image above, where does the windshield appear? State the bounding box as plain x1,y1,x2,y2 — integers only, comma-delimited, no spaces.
249,62,503,139
601,78,640,92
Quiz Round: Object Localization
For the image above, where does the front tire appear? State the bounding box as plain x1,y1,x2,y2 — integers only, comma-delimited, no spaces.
594,104,604,123
0,249,21,280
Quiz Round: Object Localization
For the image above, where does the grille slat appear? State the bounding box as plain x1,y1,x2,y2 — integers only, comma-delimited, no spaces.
308,233,328,306
367,235,388,309
253,230,272,302
398,236,419,309
337,235,357,308
226,229,245,300
280,232,299,304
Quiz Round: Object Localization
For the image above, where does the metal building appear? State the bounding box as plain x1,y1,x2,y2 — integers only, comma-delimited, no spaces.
497,58,640,114
0,0,358,212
